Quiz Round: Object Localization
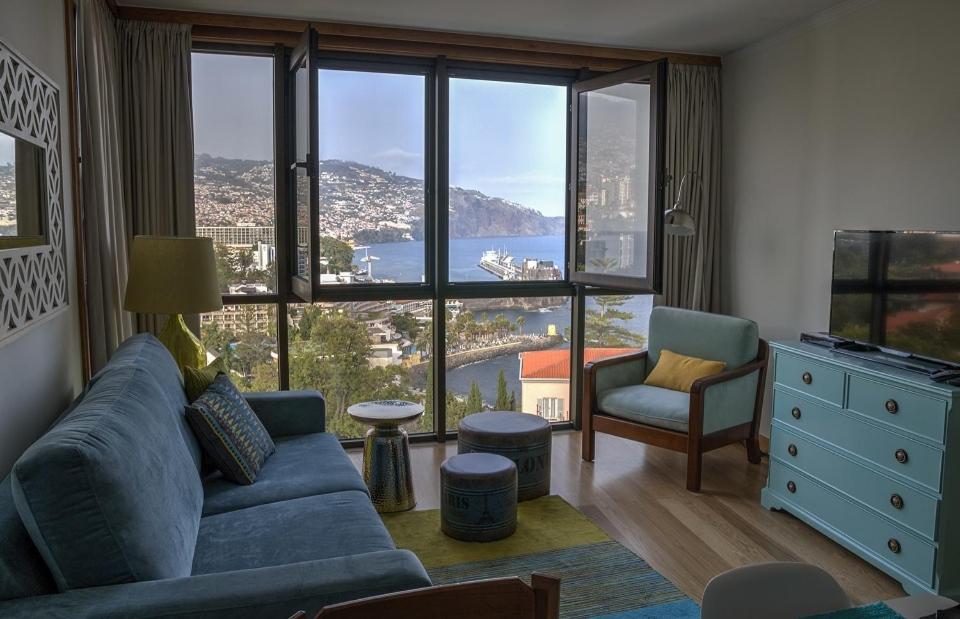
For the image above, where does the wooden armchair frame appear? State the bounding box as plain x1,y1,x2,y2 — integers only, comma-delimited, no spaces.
294,573,560,619
582,340,769,492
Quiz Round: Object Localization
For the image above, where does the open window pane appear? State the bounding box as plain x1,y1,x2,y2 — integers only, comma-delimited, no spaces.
316,70,426,285
448,78,566,282
572,61,664,291
192,52,276,295
287,300,433,439
445,297,571,427
201,304,279,390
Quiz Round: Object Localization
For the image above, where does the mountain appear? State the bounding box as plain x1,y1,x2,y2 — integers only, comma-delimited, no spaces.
194,155,564,241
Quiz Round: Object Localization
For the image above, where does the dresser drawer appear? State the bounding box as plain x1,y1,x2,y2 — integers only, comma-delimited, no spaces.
771,426,940,540
847,375,948,444
768,464,936,587
774,389,944,492
775,352,844,405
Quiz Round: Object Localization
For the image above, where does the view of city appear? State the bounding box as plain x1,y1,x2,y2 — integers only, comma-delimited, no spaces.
0,132,18,236
192,53,652,438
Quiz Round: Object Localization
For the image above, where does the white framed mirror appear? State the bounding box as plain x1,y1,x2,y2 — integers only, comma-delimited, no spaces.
0,38,67,340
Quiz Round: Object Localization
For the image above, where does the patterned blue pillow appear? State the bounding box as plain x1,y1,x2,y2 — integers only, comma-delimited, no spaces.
185,373,275,485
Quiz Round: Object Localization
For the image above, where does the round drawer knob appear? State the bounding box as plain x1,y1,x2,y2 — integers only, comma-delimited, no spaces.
885,399,899,414
801,372,813,385
895,449,909,464
787,480,797,493
888,538,901,554
890,494,904,510
791,407,802,420
787,444,798,457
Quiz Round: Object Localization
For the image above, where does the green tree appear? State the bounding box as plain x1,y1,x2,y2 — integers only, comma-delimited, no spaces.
585,296,646,348
319,236,355,273
495,369,511,410
515,315,525,335
466,381,484,414
288,306,421,438
391,312,421,343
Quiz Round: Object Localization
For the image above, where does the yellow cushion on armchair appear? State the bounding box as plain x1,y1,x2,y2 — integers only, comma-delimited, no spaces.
644,349,726,393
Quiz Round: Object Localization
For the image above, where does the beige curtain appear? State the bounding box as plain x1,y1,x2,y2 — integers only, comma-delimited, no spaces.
658,64,722,312
77,0,134,372
116,20,196,336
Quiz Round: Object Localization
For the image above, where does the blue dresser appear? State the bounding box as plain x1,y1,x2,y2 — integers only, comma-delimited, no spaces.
762,341,960,595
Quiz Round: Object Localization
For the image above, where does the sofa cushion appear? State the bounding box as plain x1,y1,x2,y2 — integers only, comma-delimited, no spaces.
598,383,691,432
11,364,204,591
202,432,367,516
0,477,56,601
187,374,276,485
95,333,202,472
192,491,395,575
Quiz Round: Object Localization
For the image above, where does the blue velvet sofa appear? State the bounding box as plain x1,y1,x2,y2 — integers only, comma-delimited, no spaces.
0,334,430,618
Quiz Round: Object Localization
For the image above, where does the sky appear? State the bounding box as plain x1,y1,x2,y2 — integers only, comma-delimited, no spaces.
0,132,14,166
192,53,568,217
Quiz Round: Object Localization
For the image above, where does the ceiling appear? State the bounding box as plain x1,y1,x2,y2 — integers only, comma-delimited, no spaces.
116,0,850,56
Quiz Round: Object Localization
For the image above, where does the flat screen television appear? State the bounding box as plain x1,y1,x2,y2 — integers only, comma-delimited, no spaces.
830,230,960,367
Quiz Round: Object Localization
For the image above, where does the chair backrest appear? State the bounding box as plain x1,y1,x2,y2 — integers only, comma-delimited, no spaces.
701,562,850,619
647,307,759,372
311,573,560,619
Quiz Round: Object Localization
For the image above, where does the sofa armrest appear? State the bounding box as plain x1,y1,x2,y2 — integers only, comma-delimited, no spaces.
244,390,326,438
0,550,430,619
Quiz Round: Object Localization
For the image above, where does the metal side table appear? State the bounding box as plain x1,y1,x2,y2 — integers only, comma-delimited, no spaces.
347,400,424,513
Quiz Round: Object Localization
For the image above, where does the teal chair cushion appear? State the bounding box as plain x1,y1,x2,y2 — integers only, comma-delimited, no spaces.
646,307,759,374
598,384,690,433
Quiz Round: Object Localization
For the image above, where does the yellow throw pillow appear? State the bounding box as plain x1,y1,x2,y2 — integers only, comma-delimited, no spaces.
644,349,726,393
184,357,227,402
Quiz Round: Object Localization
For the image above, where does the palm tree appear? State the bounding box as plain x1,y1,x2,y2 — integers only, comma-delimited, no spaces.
515,315,525,336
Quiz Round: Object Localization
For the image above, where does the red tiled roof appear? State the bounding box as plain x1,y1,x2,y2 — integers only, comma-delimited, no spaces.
519,347,642,380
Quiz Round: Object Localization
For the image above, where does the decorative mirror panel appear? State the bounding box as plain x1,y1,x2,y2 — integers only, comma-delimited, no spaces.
0,39,67,341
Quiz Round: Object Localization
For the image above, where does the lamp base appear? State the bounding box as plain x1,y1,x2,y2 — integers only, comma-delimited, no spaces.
158,314,206,374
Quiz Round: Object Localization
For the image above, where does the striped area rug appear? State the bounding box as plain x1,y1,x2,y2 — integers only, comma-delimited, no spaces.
381,495,700,618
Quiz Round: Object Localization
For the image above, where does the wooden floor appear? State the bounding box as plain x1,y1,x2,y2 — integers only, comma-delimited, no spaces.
348,430,906,605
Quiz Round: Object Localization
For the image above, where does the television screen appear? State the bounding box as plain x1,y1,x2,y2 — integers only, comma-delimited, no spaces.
830,230,960,366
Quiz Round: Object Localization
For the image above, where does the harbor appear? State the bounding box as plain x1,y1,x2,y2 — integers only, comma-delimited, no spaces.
478,248,562,281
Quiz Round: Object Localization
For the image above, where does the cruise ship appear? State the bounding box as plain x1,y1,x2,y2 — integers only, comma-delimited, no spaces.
478,249,562,281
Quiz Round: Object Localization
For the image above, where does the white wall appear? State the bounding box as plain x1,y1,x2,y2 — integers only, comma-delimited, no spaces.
0,0,83,475
722,0,960,433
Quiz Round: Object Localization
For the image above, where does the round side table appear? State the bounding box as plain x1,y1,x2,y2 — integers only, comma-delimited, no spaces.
347,400,424,513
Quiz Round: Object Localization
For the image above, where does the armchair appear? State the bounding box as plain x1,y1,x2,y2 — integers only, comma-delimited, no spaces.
582,306,768,492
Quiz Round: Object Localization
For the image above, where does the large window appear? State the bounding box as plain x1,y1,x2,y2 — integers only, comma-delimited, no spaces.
446,297,571,427
448,78,567,283
192,52,276,295
191,41,664,441
316,70,427,284
193,49,283,392
287,301,433,439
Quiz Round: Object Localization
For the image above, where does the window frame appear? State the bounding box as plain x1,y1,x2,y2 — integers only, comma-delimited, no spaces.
192,38,663,444
569,60,668,293
192,42,290,390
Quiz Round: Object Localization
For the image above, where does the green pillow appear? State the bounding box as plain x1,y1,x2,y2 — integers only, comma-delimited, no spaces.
184,357,227,402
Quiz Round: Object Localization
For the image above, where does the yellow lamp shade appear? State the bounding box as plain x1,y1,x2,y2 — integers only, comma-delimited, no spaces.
124,236,223,315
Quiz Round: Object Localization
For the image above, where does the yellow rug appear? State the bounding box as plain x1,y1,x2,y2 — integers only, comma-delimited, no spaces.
380,495,610,569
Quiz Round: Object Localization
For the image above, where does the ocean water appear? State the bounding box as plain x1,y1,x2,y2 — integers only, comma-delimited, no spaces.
353,235,652,404
352,234,566,283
